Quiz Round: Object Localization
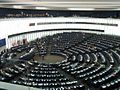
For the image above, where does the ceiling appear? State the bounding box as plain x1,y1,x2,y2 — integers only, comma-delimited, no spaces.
0,0,120,10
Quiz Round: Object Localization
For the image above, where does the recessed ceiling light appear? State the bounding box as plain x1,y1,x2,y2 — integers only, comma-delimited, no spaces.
114,8,120,10
35,7,49,10
13,5,23,9
68,8,94,11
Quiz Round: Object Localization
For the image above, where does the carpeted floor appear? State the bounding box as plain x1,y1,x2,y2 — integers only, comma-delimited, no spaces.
33,54,65,64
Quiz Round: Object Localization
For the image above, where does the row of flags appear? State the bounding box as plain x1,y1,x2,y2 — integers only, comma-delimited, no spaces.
12,38,28,47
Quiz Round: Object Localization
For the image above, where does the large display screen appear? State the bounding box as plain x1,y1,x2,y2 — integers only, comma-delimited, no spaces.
0,38,6,47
